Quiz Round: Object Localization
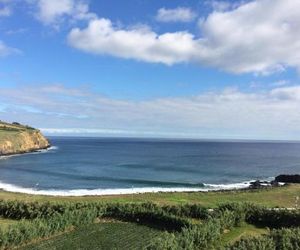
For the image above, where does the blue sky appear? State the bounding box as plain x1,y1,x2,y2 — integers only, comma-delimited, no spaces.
1,0,300,140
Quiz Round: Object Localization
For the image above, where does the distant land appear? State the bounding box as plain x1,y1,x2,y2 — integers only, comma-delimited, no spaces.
0,121,50,156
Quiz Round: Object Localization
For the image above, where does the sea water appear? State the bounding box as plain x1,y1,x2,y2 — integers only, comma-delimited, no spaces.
0,137,299,196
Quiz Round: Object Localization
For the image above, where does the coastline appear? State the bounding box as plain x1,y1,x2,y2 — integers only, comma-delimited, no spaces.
0,144,52,158
0,178,284,197
0,145,57,159
0,142,292,198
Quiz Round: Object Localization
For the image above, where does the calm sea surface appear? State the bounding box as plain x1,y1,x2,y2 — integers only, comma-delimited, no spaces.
0,137,299,195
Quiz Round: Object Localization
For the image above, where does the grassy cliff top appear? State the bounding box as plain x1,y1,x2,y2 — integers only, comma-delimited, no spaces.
0,121,36,131
0,121,36,138
0,121,38,145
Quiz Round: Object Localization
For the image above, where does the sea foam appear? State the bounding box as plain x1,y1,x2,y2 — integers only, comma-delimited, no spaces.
0,180,255,197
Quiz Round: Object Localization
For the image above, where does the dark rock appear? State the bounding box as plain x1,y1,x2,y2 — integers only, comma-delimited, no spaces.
275,174,300,183
249,180,269,189
270,180,280,187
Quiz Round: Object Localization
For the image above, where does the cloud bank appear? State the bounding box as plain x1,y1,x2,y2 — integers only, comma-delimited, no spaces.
1,83,300,140
68,0,300,74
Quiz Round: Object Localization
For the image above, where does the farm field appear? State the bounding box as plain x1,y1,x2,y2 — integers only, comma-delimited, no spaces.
19,222,269,250
20,221,163,250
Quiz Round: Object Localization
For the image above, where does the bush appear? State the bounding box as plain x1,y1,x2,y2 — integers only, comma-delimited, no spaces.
148,214,230,250
246,207,300,228
104,203,192,231
161,204,209,220
215,203,247,228
270,228,300,250
227,228,300,250
228,236,275,250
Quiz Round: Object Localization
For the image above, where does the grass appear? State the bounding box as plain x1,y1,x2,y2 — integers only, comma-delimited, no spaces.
220,223,269,246
0,121,36,141
0,217,18,230
0,184,299,208
19,221,163,250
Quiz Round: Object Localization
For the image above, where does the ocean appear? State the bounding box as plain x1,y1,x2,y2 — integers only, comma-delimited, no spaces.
0,137,299,196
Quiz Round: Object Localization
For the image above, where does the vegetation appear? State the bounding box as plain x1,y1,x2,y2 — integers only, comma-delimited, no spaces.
0,198,298,249
228,228,300,250
21,222,162,250
0,121,35,136
220,223,268,246
0,184,299,208
0,182,299,249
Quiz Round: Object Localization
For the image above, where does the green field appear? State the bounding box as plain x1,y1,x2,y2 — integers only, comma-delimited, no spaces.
0,184,299,208
0,121,32,137
20,221,163,250
18,221,268,250
220,223,269,246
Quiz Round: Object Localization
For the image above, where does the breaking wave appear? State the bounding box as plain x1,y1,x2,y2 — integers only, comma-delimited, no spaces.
0,179,256,197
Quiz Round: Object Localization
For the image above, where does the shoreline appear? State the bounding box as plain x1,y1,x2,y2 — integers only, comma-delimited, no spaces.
0,146,291,197
0,145,57,159
0,178,284,197
0,145,52,158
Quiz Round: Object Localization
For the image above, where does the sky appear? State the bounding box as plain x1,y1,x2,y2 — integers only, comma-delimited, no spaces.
1,0,300,140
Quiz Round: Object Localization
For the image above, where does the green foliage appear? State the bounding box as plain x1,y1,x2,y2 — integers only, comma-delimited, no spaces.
104,202,192,231
227,236,275,250
228,228,300,250
270,228,300,250
0,200,299,249
147,213,231,249
0,209,99,248
245,206,300,228
215,203,247,228
161,203,209,219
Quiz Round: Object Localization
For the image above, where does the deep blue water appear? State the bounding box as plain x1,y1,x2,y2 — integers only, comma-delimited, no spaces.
0,137,299,194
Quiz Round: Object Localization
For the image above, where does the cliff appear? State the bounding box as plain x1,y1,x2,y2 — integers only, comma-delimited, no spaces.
0,121,50,156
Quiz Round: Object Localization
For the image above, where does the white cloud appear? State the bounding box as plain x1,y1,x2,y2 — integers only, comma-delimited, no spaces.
1,83,300,140
155,7,197,23
0,40,20,56
68,0,300,74
31,0,96,26
68,18,197,65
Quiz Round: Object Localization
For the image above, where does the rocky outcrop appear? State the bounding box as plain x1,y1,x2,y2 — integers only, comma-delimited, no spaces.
0,129,50,156
275,175,300,183
249,180,281,189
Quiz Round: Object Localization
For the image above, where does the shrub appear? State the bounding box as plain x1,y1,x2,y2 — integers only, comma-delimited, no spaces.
246,207,300,228
228,236,275,250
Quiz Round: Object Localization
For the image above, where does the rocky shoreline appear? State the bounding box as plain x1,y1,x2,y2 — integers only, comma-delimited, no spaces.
0,145,51,158
248,174,300,189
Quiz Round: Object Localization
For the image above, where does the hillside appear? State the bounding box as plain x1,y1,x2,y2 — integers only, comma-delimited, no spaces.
0,121,50,156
